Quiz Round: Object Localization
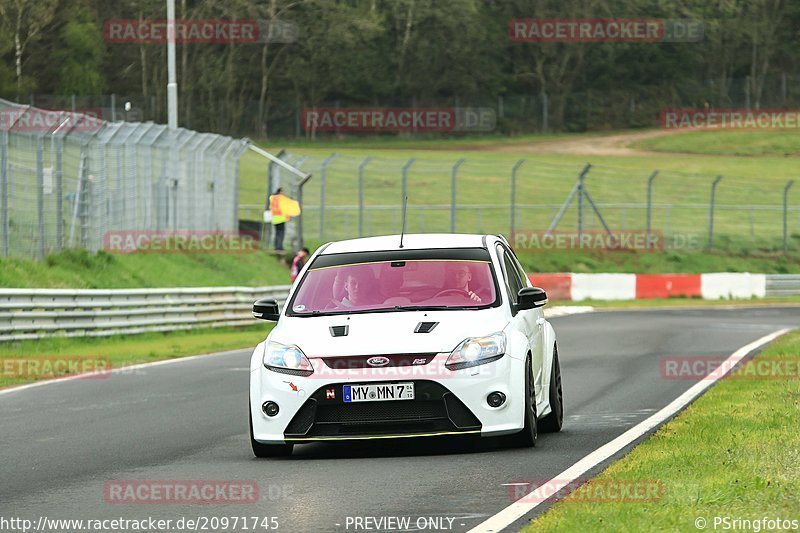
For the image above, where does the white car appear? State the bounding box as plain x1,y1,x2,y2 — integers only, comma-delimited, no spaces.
248,233,563,457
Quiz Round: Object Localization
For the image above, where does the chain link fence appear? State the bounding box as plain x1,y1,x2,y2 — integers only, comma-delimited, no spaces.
239,152,798,253
0,98,249,259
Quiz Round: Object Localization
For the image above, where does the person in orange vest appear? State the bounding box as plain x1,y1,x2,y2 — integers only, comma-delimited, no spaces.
269,188,289,251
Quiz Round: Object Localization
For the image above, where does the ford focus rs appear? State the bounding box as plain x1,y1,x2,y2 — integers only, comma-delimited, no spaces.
248,233,563,457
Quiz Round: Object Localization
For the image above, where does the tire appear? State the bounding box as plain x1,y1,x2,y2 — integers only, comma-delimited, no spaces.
504,353,537,448
539,344,564,433
250,409,293,458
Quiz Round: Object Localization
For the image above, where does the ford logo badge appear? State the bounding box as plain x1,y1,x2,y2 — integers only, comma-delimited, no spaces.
367,356,390,367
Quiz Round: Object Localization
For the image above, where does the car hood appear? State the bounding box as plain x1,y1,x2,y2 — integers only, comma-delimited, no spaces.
270,309,505,357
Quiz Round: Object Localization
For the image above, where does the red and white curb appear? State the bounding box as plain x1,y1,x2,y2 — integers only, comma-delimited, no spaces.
530,273,767,301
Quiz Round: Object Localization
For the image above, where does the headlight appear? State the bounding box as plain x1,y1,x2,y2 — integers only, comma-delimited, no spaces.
445,332,506,370
263,341,313,376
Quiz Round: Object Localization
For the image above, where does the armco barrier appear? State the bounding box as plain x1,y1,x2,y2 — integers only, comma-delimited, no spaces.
765,275,800,297
531,273,788,301
0,286,291,341
0,274,795,341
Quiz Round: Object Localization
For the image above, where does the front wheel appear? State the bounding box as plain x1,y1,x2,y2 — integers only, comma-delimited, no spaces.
250,410,293,458
539,344,563,433
504,353,537,448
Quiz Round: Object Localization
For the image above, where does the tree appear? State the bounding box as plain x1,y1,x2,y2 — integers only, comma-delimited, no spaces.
0,0,58,97
54,6,106,95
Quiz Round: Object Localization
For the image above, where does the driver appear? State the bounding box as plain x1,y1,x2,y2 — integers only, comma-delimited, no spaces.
444,263,482,303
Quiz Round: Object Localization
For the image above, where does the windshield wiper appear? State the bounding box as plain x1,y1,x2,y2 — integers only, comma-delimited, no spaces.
391,305,456,311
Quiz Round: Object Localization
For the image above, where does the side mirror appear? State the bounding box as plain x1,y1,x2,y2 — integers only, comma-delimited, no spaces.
515,287,548,312
253,298,280,321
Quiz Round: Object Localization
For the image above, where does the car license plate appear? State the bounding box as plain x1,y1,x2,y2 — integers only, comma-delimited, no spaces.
343,383,414,403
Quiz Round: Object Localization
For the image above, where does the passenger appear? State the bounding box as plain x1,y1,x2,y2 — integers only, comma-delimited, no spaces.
335,269,378,307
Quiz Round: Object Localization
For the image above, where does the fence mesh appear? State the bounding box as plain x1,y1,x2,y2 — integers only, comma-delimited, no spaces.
0,98,249,259
245,152,797,253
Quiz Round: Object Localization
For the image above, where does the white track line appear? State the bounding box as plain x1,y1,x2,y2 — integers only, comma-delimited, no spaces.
468,327,792,533
0,347,250,397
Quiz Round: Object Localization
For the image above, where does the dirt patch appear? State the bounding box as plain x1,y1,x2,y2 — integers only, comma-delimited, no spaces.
488,129,687,156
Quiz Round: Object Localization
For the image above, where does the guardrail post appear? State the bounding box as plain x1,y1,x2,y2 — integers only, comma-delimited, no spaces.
401,158,415,216
784,180,794,254
708,175,723,250
319,153,336,239
646,170,658,249
358,156,373,237
450,158,465,233
510,159,525,238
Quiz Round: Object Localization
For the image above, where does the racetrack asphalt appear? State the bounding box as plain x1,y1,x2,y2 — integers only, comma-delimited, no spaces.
1,307,797,532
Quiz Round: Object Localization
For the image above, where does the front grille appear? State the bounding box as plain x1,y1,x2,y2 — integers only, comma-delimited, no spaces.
285,400,317,435
284,380,481,439
321,353,437,369
315,400,446,424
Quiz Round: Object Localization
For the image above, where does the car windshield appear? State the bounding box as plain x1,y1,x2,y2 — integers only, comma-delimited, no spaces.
288,257,497,315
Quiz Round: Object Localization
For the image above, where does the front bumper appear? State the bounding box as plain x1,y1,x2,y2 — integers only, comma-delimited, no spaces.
250,352,526,444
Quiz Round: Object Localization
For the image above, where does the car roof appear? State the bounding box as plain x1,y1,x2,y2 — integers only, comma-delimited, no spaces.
320,233,502,255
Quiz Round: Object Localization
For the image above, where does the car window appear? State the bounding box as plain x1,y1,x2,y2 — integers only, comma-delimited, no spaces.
287,258,498,315
497,245,524,306
508,249,531,288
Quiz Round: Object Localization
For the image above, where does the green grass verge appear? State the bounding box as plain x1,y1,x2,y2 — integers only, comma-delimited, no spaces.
0,248,291,288
0,323,273,388
634,129,800,157
12,239,800,290
247,131,624,151
524,329,800,533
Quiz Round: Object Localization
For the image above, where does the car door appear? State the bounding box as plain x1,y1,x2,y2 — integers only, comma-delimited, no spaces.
496,244,542,395
507,248,546,397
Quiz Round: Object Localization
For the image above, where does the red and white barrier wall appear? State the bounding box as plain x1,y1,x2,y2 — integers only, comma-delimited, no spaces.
530,273,767,301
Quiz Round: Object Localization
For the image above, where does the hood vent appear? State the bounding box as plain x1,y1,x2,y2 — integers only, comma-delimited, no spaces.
414,321,439,334
329,325,349,337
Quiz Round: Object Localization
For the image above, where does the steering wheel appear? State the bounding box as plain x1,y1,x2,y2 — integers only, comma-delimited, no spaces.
323,298,343,310
433,288,471,298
